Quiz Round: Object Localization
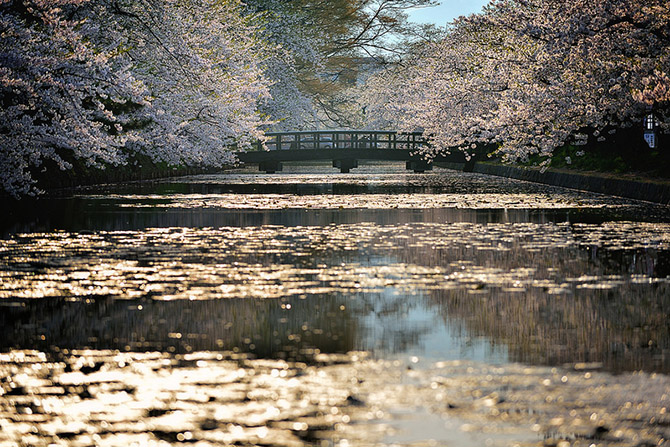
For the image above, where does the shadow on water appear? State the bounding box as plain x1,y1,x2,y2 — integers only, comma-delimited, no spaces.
5,164,670,235
1,226,669,373
1,203,620,236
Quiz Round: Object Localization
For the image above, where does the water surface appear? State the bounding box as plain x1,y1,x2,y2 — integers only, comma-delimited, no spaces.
1,162,669,446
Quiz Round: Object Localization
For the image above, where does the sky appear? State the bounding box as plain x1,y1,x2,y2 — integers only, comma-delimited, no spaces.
407,0,490,25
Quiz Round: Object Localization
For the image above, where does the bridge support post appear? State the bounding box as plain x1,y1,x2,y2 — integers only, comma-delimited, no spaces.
333,159,358,173
406,160,433,173
259,160,283,173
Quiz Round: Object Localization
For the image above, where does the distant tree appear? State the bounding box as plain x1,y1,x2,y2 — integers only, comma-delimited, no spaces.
244,0,322,130
246,0,436,129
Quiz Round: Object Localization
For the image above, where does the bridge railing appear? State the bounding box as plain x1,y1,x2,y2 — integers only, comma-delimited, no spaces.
254,130,429,152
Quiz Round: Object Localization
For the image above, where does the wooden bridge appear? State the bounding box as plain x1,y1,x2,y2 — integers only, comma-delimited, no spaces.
235,130,473,173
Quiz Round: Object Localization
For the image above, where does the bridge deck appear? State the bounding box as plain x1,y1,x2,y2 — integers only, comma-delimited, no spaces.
234,130,471,173
236,148,467,163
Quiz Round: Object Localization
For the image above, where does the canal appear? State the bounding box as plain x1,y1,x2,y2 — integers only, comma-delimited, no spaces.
1,161,669,446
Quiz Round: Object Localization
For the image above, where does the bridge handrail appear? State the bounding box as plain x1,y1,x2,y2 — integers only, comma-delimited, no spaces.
254,130,429,151
262,130,424,136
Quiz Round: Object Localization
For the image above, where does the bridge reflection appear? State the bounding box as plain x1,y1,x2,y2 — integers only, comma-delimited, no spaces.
237,130,472,173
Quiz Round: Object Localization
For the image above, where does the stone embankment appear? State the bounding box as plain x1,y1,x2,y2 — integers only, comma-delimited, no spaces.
440,162,670,205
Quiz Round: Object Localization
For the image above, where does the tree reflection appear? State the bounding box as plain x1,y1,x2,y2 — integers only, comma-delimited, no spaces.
0,295,360,362
416,243,670,373
427,282,670,373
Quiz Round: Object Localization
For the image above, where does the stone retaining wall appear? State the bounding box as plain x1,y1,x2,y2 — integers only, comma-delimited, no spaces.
470,163,670,205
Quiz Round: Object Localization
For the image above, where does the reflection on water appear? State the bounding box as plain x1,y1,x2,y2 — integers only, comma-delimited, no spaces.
1,221,669,369
1,163,670,446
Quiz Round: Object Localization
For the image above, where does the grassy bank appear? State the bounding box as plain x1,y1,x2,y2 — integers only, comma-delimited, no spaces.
536,144,670,181
514,126,670,181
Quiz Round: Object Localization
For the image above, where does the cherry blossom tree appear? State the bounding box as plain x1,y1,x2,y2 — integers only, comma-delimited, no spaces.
86,0,272,162
362,0,670,162
244,0,322,130
0,0,145,197
1,0,271,197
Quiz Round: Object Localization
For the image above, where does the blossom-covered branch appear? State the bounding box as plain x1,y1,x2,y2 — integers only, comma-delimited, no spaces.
360,0,670,162
1,0,272,197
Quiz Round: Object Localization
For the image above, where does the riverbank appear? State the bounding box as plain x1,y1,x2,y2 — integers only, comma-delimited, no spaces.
438,161,670,205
